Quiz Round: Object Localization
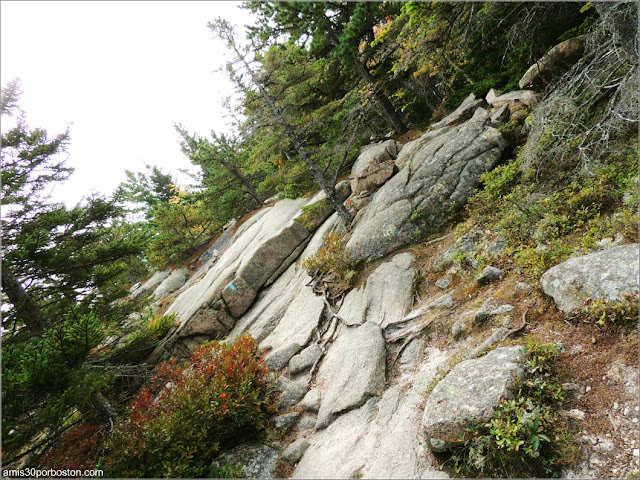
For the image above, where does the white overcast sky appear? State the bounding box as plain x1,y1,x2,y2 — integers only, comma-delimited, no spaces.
1,1,254,207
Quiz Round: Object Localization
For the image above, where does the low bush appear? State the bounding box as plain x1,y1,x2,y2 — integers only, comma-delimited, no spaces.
579,292,639,327
447,339,569,478
302,232,359,296
461,138,638,278
103,333,276,478
37,418,105,471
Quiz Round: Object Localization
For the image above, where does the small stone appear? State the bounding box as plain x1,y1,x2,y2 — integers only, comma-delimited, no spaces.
289,344,322,375
624,407,631,416
451,320,467,339
633,449,639,457
562,382,580,397
476,266,503,286
474,299,513,324
613,402,619,410
265,343,302,371
515,282,533,292
585,385,591,393
429,293,453,309
274,412,301,430
297,414,317,432
278,380,309,411
430,438,447,453
565,409,586,420
300,388,321,413
281,438,310,463
435,275,452,290
474,298,496,324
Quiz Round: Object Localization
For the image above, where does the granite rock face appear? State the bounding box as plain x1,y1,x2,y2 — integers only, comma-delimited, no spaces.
315,321,386,429
541,243,639,313
346,118,508,262
151,267,189,301
340,252,415,328
422,346,525,452
130,270,170,300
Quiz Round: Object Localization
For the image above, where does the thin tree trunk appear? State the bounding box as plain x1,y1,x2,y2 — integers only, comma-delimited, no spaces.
1,267,49,337
216,157,265,207
353,59,409,134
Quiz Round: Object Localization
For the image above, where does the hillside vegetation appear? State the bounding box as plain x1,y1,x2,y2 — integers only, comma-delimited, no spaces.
1,2,637,478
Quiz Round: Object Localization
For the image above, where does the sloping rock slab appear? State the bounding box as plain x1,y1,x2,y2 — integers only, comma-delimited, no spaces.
147,199,310,362
316,322,386,429
346,118,508,262
430,93,487,130
340,252,415,327
294,347,451,479
152,267,189,302
422,346,525,451
130,270,170,300
541,243,639,313
259,284,324,353
209,443,277,479
227,214,341,344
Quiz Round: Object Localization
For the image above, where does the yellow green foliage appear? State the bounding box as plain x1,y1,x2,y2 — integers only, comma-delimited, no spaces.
147,187,220,269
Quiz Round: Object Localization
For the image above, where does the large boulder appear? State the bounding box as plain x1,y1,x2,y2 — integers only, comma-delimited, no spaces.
519,36,586,89
422,346,525,452
350,140,399,195
340,252,415,328
226,214,342,346
345,116,508,262
541,244,639,313
315,322,386,429
487,89,542,111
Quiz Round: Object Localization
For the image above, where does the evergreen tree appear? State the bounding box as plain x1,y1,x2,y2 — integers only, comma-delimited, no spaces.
245,1,409,133
1,80,145,337
210,18,354,227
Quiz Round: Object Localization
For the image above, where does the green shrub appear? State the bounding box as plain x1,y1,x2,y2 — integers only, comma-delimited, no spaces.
104,333,276,478
448,339,566,478
105,311,177,364
580,293,639,327
302,232,359,295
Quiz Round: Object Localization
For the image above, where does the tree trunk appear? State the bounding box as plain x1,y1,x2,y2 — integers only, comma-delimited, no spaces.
353,59,409,134
217,157,265,207
1,267,49,337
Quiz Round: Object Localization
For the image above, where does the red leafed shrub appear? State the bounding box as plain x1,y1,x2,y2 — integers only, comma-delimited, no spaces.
37,418,104,471
104,333,276,478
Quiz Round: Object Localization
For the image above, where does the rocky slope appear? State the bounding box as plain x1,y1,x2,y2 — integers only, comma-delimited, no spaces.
120,34,638,479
